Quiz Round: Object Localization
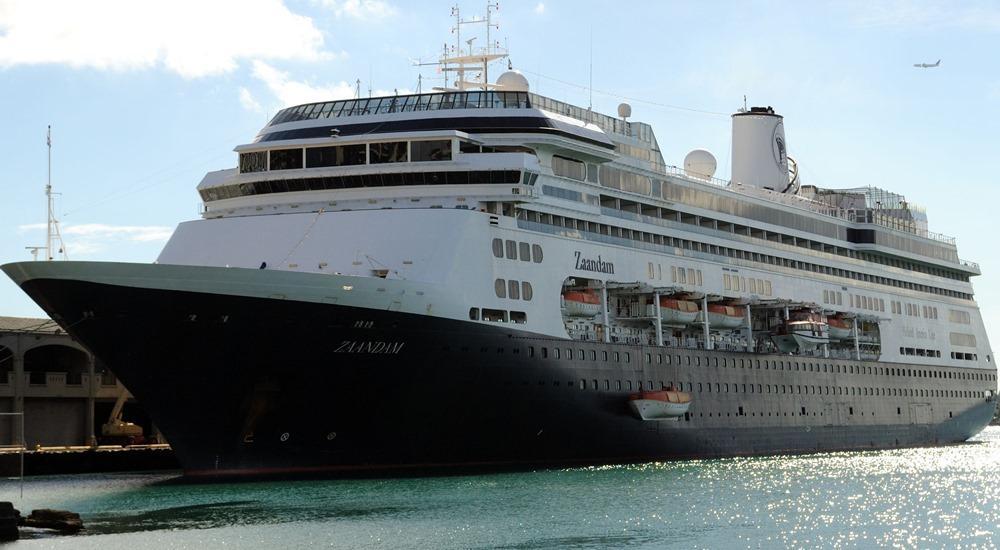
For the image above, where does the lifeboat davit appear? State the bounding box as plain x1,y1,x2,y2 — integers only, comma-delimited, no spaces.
628,387,692,420
827,316,853,341
656,298,699,325
696,304,745,329
561,290,602,318
771,311,830,352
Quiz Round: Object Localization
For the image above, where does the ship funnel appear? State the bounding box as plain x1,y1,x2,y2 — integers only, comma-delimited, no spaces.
731,106,788,191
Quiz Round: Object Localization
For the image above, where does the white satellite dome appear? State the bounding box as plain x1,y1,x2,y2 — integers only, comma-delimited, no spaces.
684,149,717,179
496,70,529,92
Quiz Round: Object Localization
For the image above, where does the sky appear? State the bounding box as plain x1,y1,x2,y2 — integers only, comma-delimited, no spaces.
0,0,998,347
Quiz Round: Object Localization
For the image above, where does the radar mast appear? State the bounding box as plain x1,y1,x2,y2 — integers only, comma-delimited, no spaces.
418,3,509,91
26,125,68,261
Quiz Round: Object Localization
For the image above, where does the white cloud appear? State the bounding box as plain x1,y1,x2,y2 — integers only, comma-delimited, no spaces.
534,3,545,15
849,0,1000,30
239,87,263,112
17,223,173,256
0,0,326,78
320,0,397,19
252,60,356,107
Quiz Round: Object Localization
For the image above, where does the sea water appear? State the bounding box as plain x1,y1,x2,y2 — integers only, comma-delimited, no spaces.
4,426,999,549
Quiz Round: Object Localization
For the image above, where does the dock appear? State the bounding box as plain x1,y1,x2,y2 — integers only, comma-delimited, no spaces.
0,444,177,476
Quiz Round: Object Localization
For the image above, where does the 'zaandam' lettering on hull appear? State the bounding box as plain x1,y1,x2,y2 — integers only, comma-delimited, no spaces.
334,341,406,354
574,251,615,274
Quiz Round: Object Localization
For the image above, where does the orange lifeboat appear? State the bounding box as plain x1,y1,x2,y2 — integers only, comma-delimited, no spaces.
656,298,699,325
696,304,746,329
627,386,692,420
827,316,853,341
561,290,602,317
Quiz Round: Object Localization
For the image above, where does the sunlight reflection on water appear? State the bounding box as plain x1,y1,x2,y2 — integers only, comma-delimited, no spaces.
5,427,999,549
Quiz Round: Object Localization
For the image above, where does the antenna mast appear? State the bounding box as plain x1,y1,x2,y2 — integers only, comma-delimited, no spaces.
29,126,68,261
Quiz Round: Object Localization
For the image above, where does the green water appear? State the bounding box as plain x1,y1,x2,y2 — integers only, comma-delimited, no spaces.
4,427,999,549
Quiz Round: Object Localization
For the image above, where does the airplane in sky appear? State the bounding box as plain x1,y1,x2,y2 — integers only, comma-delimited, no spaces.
914,59,941,68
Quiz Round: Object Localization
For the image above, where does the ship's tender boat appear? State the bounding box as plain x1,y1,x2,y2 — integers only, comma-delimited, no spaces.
772,311,830,352
628,388,692,420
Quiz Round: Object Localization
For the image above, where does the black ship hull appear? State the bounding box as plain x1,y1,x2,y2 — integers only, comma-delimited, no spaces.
12,269,998,478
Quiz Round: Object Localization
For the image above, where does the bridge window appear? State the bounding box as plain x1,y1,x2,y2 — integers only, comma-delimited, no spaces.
369,141,407,163
239,151,267,173
306,144,367,167
411,140,452,162
269,148,303,170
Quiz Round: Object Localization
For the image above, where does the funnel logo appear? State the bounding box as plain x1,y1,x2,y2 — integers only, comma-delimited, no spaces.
772,121,787,168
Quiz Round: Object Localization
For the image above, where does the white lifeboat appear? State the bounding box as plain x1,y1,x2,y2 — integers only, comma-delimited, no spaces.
771,311,830,352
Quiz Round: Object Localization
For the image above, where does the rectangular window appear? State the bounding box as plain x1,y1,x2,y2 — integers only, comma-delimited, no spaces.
724,274,731,290
305,144,366,167
505,240,517,259
269,148,304,170
369,141,407,163
519,242,531,262
239,151,267,173
482,308,507,322
552,155,586,180
410,139,452,162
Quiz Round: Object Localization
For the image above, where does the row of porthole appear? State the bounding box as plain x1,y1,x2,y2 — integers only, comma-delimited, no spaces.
492,238,543,263
522,345,995,382
495,279,533,300
560,376,990,400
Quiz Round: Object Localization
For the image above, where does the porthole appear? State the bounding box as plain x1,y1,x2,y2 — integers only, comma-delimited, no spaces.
508,280,521,300
522,281,533,301
494,279,506,298
531,244,543,263
491,238,503,258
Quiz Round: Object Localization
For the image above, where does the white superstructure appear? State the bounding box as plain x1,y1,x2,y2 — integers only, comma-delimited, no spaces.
155,58,990,376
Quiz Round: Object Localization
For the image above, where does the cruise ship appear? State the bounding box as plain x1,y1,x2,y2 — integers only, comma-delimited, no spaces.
4,32,996,477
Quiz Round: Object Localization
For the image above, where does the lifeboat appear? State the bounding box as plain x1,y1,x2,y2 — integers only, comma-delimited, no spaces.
656,298,699,325
827,316,853,341
695,304,745,329
628,387,692,420
561,290,602,318
771,311,830,352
